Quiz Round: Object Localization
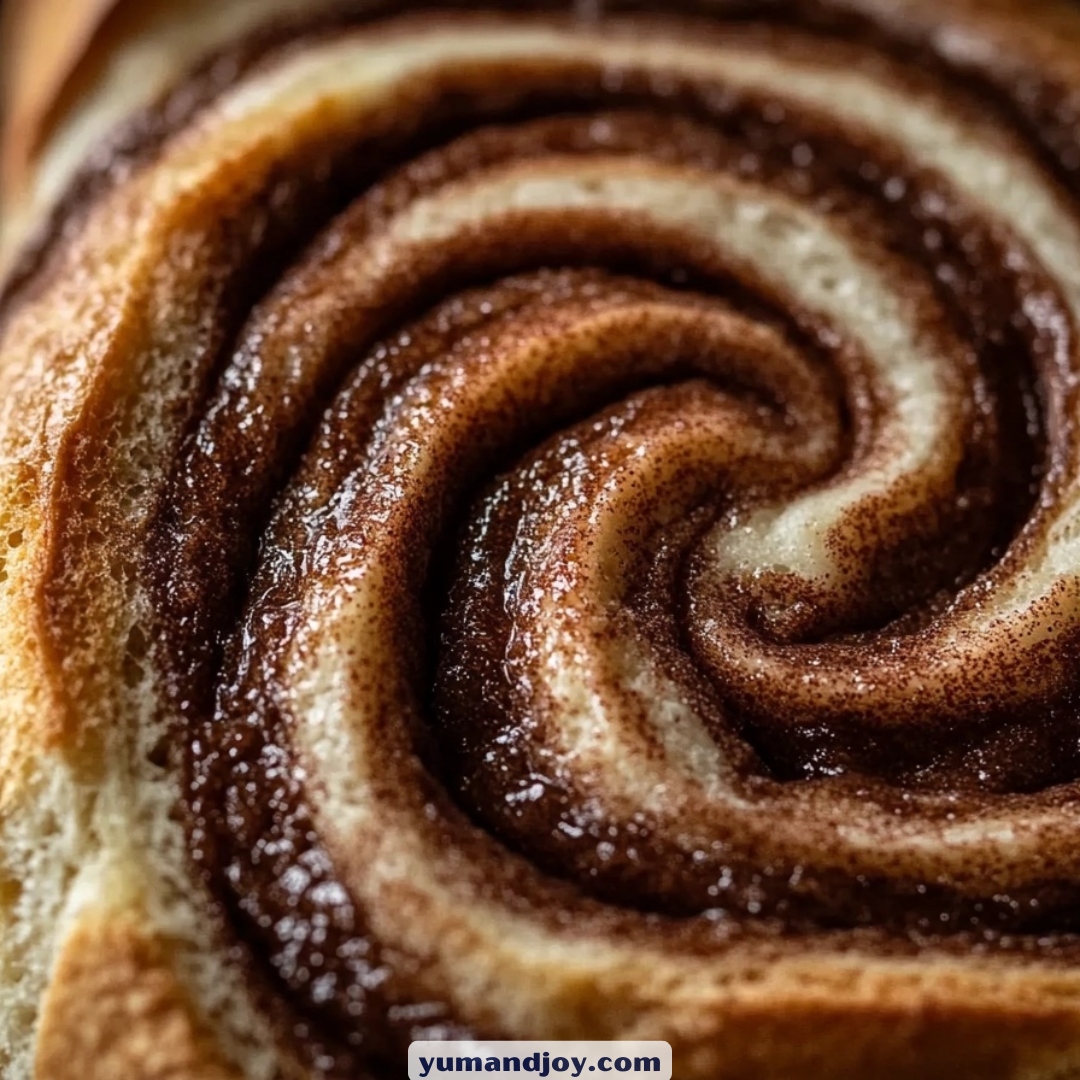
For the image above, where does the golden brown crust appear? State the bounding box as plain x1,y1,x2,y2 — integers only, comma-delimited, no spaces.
34,913,239,1080
0,0,122,204
0,0,340,268
8,2,1080,1078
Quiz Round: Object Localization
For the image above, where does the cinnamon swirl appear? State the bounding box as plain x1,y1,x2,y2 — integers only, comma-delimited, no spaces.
4,1,1080,1077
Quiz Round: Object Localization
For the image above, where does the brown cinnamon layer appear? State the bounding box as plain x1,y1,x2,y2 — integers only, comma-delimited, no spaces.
5,4,1080,1078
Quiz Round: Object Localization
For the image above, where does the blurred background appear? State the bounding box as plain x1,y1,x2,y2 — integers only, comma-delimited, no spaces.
0,0,125,232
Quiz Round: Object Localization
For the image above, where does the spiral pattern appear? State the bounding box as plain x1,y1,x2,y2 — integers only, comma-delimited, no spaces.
7,1,1080,1076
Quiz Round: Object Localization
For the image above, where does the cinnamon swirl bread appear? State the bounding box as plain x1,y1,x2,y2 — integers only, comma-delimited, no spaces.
4,1,1080,1077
